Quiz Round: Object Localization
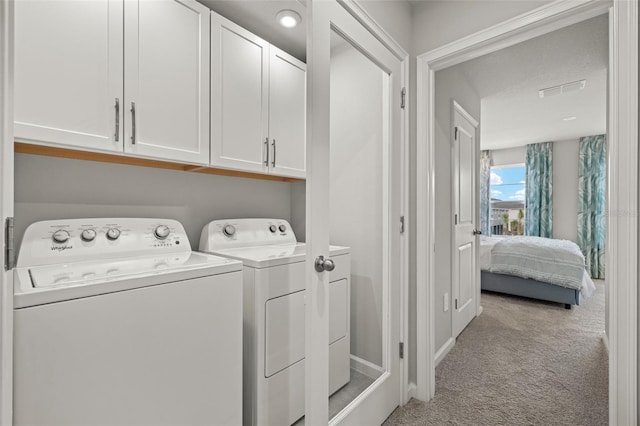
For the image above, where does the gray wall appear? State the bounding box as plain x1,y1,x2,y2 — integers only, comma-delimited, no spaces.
433,66,481,351
14,154,293,252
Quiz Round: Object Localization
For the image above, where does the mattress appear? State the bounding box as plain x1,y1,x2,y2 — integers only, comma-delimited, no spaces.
480,235,595,298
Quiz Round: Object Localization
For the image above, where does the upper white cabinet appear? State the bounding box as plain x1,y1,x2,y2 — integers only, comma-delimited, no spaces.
210,13,306,178
268,47,306,178
124,0,210,165
15,0,210,165
14,0,124,152
210,15,269,174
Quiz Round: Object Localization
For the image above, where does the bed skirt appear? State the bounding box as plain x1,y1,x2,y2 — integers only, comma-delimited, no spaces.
481,271,581,308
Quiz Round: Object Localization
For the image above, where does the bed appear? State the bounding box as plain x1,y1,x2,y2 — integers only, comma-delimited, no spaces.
480,235,596,309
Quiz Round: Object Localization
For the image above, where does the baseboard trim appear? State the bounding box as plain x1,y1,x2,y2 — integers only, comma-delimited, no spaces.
478,305,484,315
350,354,384,380
407,382,417,401
602,331,609,354
434,337,455,367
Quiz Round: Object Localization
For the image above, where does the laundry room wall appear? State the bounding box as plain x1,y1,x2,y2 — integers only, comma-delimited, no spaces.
433,65,481,353
14,154,292,252
329,39,385,369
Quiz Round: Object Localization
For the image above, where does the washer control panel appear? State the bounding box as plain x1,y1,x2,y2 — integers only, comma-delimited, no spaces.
17,218,190,267
200,218,297,251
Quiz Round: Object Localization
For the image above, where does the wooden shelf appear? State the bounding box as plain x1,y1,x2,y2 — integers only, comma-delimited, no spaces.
14,142,304,183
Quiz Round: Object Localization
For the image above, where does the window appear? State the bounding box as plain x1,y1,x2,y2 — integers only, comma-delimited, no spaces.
490,164,525,236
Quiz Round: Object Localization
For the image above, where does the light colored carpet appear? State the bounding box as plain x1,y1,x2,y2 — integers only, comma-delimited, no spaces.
385,280,608,425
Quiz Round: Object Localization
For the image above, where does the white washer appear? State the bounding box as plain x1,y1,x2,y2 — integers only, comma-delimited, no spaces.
13,218,244,426
199,218,351,426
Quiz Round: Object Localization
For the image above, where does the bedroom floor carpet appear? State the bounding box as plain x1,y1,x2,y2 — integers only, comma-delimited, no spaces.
384,280,607,426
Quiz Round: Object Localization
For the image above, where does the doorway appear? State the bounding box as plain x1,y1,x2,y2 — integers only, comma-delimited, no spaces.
415,1,638,424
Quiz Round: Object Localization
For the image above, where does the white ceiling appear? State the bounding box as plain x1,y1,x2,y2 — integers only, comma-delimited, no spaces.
454,14,608,150
198,0,307,61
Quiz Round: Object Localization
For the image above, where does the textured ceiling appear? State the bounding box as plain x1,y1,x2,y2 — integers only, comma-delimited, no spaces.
454,14,608,150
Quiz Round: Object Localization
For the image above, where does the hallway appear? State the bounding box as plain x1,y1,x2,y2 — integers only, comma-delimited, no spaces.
385,282,607,425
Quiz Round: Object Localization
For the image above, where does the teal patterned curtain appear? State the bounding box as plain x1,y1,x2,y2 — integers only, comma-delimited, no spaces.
525,142,553,237
578,134,606,278
479,150,492,236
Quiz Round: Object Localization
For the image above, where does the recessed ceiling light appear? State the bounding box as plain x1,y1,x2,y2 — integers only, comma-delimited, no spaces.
277,10,301,28
563,116,577,121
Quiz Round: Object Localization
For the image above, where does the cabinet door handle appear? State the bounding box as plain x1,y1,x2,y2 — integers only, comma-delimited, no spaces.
114,98,120,142
272,139,276,167
130,102,136,145
264,137,269,166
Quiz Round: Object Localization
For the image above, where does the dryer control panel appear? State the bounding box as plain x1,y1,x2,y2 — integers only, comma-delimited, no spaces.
200,218,297,251
17,218,190,267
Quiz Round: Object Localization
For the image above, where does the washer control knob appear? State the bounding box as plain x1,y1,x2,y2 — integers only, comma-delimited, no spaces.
81,229,97,242
269,225,277,233
106,228,121,241
279,224,287,233
154,225,170,240
223,224,236,237
52,230,70,244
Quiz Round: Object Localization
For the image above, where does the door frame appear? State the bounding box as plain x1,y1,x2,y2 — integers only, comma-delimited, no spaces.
415,1,637,424
0,0,14,423
305,1,410,424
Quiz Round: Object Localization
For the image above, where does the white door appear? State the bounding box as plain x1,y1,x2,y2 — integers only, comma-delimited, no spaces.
452,102,479,338
0,1,14,423
268,46,306,179
124,0,210,165
306,1,403,424
14,0,123,152
210,12,269,173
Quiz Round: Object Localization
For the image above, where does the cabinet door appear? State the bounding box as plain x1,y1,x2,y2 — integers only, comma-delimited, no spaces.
124,0,210,165
268,47,306,178
210,12,269,173
14,0,123,152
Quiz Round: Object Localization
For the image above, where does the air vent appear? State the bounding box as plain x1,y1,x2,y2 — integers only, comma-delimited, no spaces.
539,79,586,98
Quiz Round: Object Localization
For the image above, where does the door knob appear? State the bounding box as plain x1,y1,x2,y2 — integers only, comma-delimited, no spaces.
472,229,482,235
315,255,335,272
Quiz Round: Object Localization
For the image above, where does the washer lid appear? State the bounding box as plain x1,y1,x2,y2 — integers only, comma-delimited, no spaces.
14,252,242,308
209,243,349,268
27,252,238,289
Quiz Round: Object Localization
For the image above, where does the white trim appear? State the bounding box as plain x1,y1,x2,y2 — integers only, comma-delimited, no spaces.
338,0,412,407
417,3,637,424
350,355,385,380
406,382,417,400
419,0,610,70
0,1,14,425
602,332,609,354
0,0,13,424
607,1,638,424
337,0,409,60
434,338,455,367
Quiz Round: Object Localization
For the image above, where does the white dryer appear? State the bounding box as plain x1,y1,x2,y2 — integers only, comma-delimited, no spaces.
199,218,351,426
13,218,244,426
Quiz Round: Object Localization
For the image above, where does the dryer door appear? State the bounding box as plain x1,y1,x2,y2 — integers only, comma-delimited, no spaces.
265,290,306,377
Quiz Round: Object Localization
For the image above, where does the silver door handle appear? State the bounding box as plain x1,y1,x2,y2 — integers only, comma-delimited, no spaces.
264,137,269,166
271,139,276,167
473,229,482,235
130,102,136,145
114,98,120,142
315,255,335,272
